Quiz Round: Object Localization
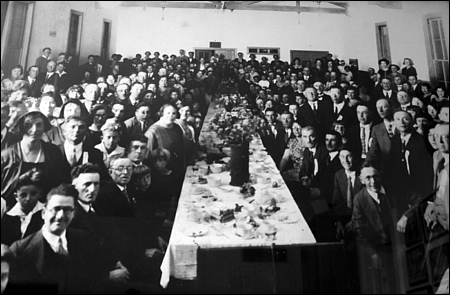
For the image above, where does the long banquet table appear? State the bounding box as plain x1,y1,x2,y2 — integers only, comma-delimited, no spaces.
160,101,316,289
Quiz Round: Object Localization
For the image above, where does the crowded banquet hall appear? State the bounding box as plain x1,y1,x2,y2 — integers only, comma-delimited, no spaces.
0,1,449,294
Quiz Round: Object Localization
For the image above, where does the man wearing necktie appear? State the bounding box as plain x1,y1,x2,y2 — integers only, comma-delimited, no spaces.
396,90,412,112
332,146,364,240
124,102,154,137
377,77,399,109
9,184,105,293
26,65,43,97
386,110,433,233
261,109,283,165
347,103,373,161
94,158,137,218
367,99,396,174
348,164,396,293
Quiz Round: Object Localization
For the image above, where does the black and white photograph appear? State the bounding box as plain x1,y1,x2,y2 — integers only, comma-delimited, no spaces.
0,1,449,294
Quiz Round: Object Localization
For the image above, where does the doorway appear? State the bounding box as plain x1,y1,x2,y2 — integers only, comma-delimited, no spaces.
195,49,215,62
67,10,83,65
1,1,34,75
100,19,112,66
375,22,391,62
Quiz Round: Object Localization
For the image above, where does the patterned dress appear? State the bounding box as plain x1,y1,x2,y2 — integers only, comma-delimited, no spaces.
281,138,305,182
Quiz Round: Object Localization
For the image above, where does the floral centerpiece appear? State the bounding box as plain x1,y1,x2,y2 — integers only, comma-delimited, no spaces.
208,104,259,186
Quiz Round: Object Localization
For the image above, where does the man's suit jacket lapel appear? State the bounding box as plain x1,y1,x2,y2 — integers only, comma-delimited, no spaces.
360,189,387,240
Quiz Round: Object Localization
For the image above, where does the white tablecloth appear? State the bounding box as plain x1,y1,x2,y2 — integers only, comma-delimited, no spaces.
160,102,316,288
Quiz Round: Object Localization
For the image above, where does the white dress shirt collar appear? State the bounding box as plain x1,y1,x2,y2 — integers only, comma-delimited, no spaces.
334,101,345,113
345,170,356,186
367,187,386,204
1,127,7,140
64,141,83,162
116,184,126,192
27,76,36,84
308,101,318,109
329,151,338,161
7,202,45,236
401,133,412,145
77,200,93,213
42,226,68,254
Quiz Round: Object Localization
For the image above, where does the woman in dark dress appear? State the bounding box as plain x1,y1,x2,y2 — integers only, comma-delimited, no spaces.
1,110,70,209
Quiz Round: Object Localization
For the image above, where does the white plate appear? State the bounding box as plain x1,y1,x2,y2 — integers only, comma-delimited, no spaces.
272,213,299,224
184,225,209,237
235,230,257,240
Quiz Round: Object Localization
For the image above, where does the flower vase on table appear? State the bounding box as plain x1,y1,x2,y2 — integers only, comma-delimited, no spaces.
229,142,250,186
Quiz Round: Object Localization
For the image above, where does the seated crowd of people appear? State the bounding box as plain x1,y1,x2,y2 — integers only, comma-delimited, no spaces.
0,47,449,293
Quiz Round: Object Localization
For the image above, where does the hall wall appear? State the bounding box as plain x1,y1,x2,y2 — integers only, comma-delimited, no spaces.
26,1,118,69
116,1,449,82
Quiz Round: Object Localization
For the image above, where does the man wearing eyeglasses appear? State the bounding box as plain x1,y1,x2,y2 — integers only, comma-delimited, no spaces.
94,157,137,218
9,184,105,293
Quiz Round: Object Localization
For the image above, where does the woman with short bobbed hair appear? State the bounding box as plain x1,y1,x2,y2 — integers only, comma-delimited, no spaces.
377,58,391,79
1,110,70,209
401,57,417,78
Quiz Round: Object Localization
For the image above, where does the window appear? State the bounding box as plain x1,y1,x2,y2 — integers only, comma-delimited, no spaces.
247,47,280,55
425,17,449,89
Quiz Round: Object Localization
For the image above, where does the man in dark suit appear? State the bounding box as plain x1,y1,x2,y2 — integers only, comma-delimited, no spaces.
346,103,374,160
37,60,59,87
395,90,413,112
1,103,20,150
348,164,395,293
238,72,252,97
188,51,198,72
9,184,107,293
59,116,109,182
386,110,433,233
94,158,137,218
313,81,332,104
329,85,357,126
273,111,295,167
127,134,151,167
299,126,329,188
25,65,44,98
124,102,154,138
332,146,363,240
318,131,344,205
297,86,334,138
260,108,283,164
70,163,164,289
371,77,399,110
78,55,97,83
367,98,395,173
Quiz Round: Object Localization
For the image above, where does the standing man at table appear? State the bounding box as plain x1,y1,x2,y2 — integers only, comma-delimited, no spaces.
348,164,396,293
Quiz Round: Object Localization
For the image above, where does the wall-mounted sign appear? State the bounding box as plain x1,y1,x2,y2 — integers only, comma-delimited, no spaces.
210,42,221,48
